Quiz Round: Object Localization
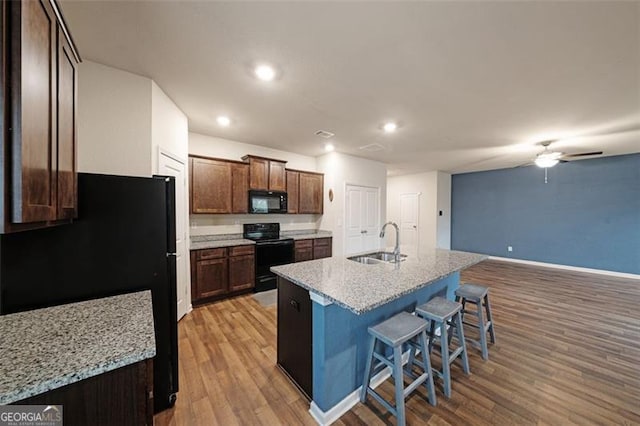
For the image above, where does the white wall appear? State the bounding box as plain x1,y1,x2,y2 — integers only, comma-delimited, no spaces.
317,152,387,256
386,171,451,252
77,60,152,177
151,82,189,171
188,132,320,235
189,132,316,171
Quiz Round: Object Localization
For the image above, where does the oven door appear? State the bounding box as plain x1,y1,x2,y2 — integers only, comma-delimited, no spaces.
255,240,294,277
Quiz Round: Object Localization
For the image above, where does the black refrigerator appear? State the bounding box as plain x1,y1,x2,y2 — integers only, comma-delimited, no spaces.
0,173,179,413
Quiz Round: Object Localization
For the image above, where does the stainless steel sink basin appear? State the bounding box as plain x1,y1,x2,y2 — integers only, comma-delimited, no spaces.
348,256,385,265
347,251,407,265
366,251,408,262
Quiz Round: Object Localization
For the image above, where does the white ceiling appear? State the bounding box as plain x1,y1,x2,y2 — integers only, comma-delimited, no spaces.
60,1,640,175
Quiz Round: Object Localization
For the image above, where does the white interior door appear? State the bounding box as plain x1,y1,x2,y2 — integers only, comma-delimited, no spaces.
159,151,189,321
400,193,420,257
345,186,364,254
345,185,380,255
363,188,380,251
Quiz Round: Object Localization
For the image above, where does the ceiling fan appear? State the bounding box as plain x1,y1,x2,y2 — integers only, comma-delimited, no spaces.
533,140,603,168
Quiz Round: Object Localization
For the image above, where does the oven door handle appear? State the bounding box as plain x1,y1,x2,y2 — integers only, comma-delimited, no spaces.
258,241,293,247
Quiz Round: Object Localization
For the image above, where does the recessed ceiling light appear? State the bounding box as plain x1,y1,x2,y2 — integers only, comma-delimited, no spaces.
216,116,231,127
383,122,397,133
324,143,335,152
255,64,276,81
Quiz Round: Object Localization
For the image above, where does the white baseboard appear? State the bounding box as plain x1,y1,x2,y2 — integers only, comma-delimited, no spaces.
308,350,414,425
488,256,640,280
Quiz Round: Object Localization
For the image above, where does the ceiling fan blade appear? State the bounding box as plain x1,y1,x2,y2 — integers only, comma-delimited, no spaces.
563,151,603,158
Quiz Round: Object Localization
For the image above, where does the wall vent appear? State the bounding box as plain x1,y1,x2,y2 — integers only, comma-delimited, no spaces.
359,143,385,152
315,130,335,139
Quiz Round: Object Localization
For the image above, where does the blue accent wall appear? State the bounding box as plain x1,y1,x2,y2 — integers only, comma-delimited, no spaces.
451,153,640,274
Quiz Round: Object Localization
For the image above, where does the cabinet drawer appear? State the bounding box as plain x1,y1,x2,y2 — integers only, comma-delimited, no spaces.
196,248,227,260
229,245,255,257
313,238,331,247
295,239,313,249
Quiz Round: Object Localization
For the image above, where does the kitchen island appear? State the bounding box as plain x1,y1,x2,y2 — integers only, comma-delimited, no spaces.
271,248,485,424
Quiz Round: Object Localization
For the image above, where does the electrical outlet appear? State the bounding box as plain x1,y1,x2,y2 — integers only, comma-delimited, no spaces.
507,246,513,252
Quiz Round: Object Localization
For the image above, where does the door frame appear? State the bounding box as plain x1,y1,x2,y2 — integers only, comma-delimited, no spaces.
158,148,192,318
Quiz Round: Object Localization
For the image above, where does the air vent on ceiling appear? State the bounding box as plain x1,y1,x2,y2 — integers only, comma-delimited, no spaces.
315,130,335,139
359,143,385,152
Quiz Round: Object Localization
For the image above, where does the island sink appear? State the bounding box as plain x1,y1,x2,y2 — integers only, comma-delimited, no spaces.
348,251,408,264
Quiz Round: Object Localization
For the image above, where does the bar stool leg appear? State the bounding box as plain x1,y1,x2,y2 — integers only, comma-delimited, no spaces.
439,321,451,398
392,345,406,426
428,320,436,354
418,330,436,406
485,294,496,344
360,337,376,403
476,299,489,360
455,312,470,374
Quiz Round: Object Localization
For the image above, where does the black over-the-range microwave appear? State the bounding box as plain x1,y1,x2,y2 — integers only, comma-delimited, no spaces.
249,190,288,214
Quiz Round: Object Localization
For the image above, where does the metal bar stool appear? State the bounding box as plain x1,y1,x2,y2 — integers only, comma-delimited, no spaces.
360,311,437,426
455,283,496,360
415,297,470,398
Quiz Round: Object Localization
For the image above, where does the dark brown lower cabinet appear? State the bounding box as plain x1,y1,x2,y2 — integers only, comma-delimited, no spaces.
229,245,255,292
294,237,332,262
191,245,255,304
313,238,332,259
277,276,312,400
16,359,153,426
294,239,313,262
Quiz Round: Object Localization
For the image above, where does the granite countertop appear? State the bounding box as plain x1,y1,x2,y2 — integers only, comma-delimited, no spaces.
283,230,332,241
0,291,156,405
190,238,255,250
271,249,486,315
190,230,331,250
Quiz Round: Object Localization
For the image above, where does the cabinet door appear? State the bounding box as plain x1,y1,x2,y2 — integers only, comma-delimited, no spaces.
196,257,228,299
286,170,299,214
10,0,58,223
229,254,255,292
56,29,77,219
190,157,232,213
269,161,286,191
313,238,332,259
299,173,323,214
248,158,269,190
231,163,249,213
295,240,314,262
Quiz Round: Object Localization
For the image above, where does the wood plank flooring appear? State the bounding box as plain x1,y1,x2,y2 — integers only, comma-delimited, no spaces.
154,260,640,425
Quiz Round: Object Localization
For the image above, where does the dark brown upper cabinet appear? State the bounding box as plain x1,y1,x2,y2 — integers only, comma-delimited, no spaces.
286,170,299,214
189,154,323,215
298,172,324,214
242,155,287,191
190,157,232,214
190,155,250,214
1,0,80,233
231,162,249,214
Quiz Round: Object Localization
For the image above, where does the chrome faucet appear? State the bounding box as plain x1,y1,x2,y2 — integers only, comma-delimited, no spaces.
380,221,400,260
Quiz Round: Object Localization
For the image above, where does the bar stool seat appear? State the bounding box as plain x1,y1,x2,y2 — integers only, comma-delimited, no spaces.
455,283,496,360
415,297,470,398
361,311,437,426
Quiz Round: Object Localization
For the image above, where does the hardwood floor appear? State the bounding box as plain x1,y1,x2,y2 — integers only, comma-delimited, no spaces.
154,260,640,425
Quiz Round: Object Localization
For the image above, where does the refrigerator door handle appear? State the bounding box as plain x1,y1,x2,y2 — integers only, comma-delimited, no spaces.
166,253,177,257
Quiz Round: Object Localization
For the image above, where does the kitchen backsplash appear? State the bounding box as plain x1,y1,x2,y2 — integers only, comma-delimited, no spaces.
189,214,322,236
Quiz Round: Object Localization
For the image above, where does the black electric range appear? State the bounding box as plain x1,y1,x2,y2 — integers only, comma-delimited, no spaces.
243,223,294,292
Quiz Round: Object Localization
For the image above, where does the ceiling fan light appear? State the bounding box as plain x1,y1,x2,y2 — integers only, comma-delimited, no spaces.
535,157,559,168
